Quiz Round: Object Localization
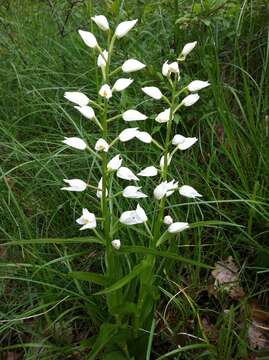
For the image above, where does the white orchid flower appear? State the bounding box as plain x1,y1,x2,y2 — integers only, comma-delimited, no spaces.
179,185,202,198
91,15,109,31
74,105,95,119
182,93,200,107
163,215,173,225
168,222,189,233
120,204,147,225
137,166,158,177
172,134,198,150
142,86,163,100
122,110,147,122
62,137,87,150
111,239,121,250
113,78,133,92
115,19,138,39
160,153,172,169
162,61,179,77
187,80,210,92
119,127,138,142
180,41,197,58
155,108,172,123
123,186,147,199
136,131,152,143
107,154,122,171
96,177,108,198
64,91,89,106
153,180,178,200
99,84,112,99
61,179,87,192
95,138,109,152
97,50,108,68
78,29,98,48
76,208,97,230
117,167,139,181
122,59,146,73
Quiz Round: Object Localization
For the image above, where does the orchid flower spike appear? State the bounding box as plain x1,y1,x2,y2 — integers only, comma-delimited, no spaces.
78,30,98,48
142,86,163,100
172,134,198,150
120,204,147,225
99,84,112,99
178,41,197,61
117,167,139,181
122,59,146,73
91,15,109,31
179,185,202,198
76,209,97,230
137,166,158,177
113,78,133,92
155,108,173,123
111,239,121,250
122,186,147,199
107,154,122,171
61,179,87,192
115,19,138,39
168,222,189,233
181,93,200,107
95,138,109,152
187,80,210,92
97,50,108,68
74,105,95,119
122,110,147,122
163,215,173,225
62,137,87,150
64,91,89,106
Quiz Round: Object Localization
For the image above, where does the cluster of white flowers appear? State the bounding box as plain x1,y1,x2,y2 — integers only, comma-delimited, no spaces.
60,15,210,250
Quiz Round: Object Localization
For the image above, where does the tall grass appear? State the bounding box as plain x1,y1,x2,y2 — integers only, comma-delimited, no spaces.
0,0,268,358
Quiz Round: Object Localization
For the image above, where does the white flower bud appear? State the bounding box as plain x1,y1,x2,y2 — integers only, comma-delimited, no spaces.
99,84,112,99
117,167,139,181
97,50,108,68
137,166,158,177
113,78,133,92
155,108,172,123
115,19,138,39
122,110,147,122
122,59,146,73
162,61,179,77
187,80,210,92
181,93,200,107
120,204,147,225
62,137,87,150
122,186,147,199
76,209,97,230
172,134,198,150
64,91,90,106
119,127,138,142
61,179,87,192
168,222,189,233
111,239,121,250
142,86,163,100
160,153,172,169
107,154,122,171
96,178,108,198
91,15,109,31
179,185,202,198
78,30,98,48
163,215,173,225
181,41,197,58
135,131,152,143
74,105,95,119
95,138,109,152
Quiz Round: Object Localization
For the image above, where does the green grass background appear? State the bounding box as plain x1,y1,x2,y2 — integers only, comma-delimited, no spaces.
0,0,268,358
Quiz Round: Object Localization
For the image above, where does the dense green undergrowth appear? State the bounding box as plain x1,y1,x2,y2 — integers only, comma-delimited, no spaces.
0,0,268,359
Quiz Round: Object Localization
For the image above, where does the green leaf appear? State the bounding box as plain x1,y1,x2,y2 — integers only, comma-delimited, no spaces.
120,246,213,269
95,261,150,295
69,272,107,286
87,323,119,360
2,237,104,246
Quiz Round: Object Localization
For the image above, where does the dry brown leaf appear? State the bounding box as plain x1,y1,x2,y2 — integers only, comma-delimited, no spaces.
248,320,269,350
211,256,245,299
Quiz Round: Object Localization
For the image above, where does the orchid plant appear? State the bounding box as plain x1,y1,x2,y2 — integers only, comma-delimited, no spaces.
61,14,210,358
